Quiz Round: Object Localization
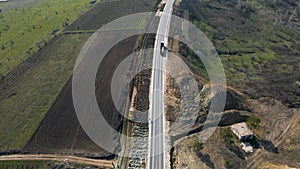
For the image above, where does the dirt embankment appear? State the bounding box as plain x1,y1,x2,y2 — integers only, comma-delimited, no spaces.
169,82,300,168
121,31,157,168
168,75,300,168
165,33,251,139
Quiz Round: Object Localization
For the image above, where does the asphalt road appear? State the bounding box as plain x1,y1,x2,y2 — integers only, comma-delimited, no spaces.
148,0,174,169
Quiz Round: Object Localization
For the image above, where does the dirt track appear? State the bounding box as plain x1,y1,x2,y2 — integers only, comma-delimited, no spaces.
0,0,42,10
246,103,300,168
0,154,114,168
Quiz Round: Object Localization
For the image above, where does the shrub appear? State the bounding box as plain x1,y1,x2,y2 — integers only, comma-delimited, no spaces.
290,136,300,145
224,158,235,169
246,115,261,129
221,128,236,145
193,141,203,153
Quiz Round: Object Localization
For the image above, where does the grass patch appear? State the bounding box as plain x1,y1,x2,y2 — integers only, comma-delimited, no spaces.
193,21,216,40
0,33,91,151
0,0,98,77
186,49,209,79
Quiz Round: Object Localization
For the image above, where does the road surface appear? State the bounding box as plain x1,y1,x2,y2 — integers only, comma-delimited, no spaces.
148,0,174,169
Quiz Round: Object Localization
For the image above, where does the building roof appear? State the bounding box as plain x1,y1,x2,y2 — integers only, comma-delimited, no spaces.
231,122,253,137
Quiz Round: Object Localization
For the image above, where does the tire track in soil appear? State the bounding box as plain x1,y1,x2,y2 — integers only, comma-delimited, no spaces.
246,110,300,168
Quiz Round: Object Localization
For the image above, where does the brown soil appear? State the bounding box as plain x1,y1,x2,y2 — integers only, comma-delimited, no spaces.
22,0,158,158
0,154,115,168
24,35,139,157
171,96,300,168
65,0,159,31
172,128,247,169
245,99,300,168
23,76,109,157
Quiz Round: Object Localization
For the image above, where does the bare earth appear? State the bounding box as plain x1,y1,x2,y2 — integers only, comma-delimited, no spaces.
0,154,115,168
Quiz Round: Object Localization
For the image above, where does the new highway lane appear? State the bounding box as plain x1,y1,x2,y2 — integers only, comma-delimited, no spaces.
148,0,174,168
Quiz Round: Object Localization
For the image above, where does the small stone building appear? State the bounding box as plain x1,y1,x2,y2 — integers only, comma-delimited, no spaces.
231,122,254,141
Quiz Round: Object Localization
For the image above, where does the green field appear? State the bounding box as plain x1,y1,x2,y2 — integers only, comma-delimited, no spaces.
0,33,91,151
0,0,97,77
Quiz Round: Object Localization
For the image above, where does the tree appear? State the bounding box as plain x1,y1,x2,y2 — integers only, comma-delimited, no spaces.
36,42,42,49
9,40,15,48
4,25,9,31
9,40,14,48
62,21,69,27
42,38,47,46
25,50,31,55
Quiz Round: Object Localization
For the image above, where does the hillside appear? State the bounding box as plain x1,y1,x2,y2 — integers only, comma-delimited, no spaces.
170,0,300,168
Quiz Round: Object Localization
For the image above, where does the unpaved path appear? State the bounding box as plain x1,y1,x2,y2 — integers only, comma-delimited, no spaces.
0,0,42,10
0,154,115,168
